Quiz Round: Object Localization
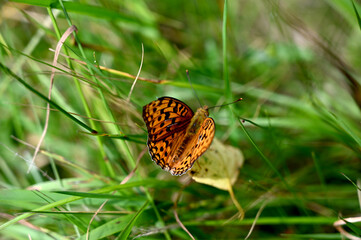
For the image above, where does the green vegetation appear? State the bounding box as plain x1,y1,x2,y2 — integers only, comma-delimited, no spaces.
1,0,361,239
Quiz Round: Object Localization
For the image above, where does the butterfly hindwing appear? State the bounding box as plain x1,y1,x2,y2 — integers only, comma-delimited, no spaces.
147,129,187,170
170,117,215,176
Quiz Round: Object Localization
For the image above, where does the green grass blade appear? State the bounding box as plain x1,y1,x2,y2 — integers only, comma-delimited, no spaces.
116,201,149,240
351,0,361,30
78,215,136,240
340,217,361,236
281,233,341,239
238,119,289,189
222,0,231,100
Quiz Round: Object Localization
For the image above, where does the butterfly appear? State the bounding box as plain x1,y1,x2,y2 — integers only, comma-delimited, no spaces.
142,97,215,176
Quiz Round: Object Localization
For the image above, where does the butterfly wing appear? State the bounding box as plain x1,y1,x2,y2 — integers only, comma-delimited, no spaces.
143,97,194,170
170,117,215,176
143,97,194,141
147,130,187,170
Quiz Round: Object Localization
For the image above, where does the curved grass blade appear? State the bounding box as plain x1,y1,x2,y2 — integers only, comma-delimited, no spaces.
116,201,149,240
237,118,289,189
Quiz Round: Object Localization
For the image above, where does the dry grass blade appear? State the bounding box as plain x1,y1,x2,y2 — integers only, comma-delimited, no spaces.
244,200,269,240
172,180,194,240
127,43,144,101
28,25,77,173
0,141,53,181
334,216,361,240
173,209,195,240
0,213,42,231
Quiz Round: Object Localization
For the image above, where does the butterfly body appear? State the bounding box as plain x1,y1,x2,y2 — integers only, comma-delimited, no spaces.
143,97,215,176
185,107,209,134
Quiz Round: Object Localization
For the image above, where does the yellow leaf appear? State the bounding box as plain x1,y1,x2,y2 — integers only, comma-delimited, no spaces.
189,138,244,191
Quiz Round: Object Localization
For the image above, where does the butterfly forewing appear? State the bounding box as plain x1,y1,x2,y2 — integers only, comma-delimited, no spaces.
170,117,215,176
143,97,194,141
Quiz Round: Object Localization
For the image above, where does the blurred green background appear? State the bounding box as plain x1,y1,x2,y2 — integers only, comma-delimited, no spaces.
1,0,361,239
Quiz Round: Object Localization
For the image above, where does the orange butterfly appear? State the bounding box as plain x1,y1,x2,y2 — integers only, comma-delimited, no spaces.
142,97,215,176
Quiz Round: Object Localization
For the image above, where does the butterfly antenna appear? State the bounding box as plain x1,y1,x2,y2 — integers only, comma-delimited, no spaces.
207,97,243,110
186,70,202,107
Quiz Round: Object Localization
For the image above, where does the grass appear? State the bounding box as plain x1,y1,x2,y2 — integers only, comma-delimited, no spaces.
1,0,361,239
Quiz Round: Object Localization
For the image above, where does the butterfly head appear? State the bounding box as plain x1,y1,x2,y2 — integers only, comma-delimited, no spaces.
198,106,209,118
